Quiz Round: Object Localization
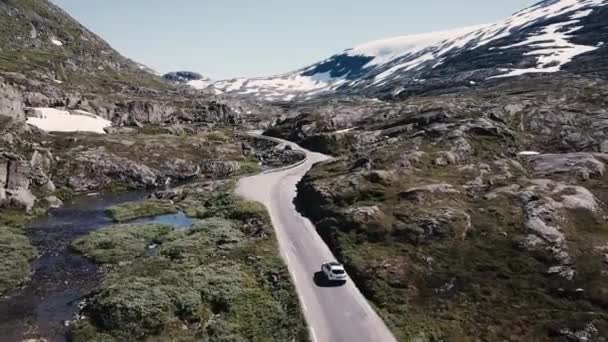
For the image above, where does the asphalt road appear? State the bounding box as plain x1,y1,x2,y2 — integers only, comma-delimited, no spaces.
236,136,397,342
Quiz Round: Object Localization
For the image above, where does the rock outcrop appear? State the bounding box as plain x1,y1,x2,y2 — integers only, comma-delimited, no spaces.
0,154,37,212
0,78,25,120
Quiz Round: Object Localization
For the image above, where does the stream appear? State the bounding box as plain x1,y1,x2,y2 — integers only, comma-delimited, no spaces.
0,191,193,342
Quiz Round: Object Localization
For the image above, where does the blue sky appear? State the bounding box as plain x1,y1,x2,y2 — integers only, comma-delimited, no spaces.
51,0,536,79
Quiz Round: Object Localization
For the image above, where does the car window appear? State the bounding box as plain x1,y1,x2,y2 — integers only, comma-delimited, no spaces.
332,269,345,274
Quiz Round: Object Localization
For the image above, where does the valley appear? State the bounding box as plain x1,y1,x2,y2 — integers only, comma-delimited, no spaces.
1,0,608,341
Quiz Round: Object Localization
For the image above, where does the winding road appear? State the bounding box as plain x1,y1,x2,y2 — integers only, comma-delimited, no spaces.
236,135,397,342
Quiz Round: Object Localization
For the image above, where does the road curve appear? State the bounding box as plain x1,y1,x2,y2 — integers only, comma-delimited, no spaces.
236,135,397,342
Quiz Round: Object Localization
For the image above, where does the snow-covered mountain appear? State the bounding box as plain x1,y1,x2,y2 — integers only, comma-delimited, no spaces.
206,0,608,101
162,71,215,89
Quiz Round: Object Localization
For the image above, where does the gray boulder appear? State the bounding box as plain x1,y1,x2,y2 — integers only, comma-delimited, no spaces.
200,160,241,179
45,195,63,209
600,140,608,153
0,159,7,188
0,79,25,120
0,133,14,145
404,183,459,195
24,92,51,107
394,208,472,244
0,188,6,207
67,149,159,191
30,149,53,172
527,153,606,180
433,151,458,166
8,188,36,212
365,170,397,185
162,159,200,180
6,160,30,190
524,199,565,245
346,205,385,223
103,126,137,134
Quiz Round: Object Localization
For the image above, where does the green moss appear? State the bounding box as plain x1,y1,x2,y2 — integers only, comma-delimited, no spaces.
0,207,43,294
229,200,270,223
0,209,34,228
71,223,172,264
228,289,291,341
54,187,75,201
0,226,38,294
206,131,230,142
69,321,116,342
106,199,178,222
190,219,245,248
82,274,200,340
468,135,513,159
567,208,608,234
239,161,261,175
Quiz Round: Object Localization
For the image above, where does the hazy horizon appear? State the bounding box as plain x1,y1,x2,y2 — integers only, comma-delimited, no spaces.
51,1,537,79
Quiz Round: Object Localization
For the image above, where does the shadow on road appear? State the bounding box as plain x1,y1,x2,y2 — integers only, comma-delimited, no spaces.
313,271,346,287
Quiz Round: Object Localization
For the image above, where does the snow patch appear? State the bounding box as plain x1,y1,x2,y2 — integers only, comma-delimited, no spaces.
372,52,436,84
490,19,599,78
570,8,594,19
214,73,337,97
26,108,111,134
50,38,63,46
518,151,541,156
187,79,213,90
473,0,604,48
334,128,356,134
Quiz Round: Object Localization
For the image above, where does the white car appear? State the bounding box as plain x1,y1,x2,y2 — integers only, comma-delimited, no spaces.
321,261,348,283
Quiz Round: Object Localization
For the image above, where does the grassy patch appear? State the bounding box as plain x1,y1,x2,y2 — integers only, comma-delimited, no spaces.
0,208,42,294
71,224,172,264
206,131,230,142
229,200,271,222
0,209,35,229
239,160,261,175
106,199,178,222
0,226,38,294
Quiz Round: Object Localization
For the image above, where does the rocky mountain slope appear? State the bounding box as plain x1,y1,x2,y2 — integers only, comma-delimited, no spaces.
0,0,167,91
265,65,608,340
0,0,280,128
210,0,608,101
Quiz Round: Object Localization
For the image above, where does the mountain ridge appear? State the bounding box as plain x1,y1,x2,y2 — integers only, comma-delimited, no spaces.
0,0,166,91
202,0,608,101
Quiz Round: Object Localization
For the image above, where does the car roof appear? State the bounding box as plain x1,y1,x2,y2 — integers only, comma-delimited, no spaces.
326,261,343,267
